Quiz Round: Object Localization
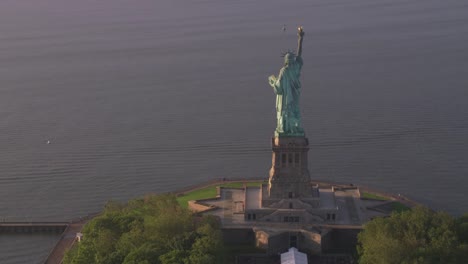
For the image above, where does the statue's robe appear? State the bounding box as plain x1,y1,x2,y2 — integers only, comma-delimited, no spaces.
271,56,304,135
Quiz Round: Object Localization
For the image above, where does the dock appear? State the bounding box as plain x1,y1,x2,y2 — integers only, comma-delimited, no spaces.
0,213,99,264
44,219,89,264
0,222,68,233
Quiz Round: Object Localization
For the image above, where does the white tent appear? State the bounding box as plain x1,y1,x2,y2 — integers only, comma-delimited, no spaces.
281,247,308,264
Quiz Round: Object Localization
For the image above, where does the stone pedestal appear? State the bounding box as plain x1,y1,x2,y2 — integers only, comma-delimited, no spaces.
268,136,312,199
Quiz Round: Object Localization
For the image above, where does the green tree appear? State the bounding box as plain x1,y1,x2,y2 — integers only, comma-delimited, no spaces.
64,195,224,264
357,207,468,264
159,250,188,264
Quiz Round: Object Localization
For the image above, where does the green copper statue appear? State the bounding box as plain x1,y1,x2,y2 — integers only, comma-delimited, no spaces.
269,26,305,137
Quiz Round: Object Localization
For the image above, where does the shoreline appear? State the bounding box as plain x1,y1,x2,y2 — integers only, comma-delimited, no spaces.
39,178,422,263
173,177,423,209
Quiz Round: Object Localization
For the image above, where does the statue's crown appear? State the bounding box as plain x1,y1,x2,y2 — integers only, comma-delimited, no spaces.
281,50,296,65
281,50,296,58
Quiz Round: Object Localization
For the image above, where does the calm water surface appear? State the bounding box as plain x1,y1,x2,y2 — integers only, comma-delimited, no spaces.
1,0,468,262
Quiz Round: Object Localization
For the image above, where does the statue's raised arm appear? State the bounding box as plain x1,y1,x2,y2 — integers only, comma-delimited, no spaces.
268,26,306,137
297,26,305,57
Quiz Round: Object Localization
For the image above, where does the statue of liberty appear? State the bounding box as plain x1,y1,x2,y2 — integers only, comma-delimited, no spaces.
269,26,305,137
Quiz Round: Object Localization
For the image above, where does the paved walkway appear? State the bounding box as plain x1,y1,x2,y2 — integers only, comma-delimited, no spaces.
44,222,84,264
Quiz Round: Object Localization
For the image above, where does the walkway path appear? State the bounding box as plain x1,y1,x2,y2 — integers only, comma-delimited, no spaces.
44,221,86,264
44,213,100,264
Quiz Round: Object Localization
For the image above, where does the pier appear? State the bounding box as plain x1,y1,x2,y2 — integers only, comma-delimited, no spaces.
0,213,98,264
44,219,89,264
0,222,68,233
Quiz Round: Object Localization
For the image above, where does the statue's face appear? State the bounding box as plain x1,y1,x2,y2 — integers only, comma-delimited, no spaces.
284,53,294,65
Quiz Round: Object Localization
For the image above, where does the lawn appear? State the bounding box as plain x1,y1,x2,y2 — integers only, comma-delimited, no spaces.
360,192,390,201
177,181,266,208
391,201,411,213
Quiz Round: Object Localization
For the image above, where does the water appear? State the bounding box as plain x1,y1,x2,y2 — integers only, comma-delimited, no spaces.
0,234,59,263
1,0,468,262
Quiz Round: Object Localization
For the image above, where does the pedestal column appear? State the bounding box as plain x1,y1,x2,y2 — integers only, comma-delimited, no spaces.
268,136,312,199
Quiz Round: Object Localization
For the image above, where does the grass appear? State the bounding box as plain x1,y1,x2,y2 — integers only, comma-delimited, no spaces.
177,181,266,208
177,186,217,208
361,192,390,201
391,201,411,213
